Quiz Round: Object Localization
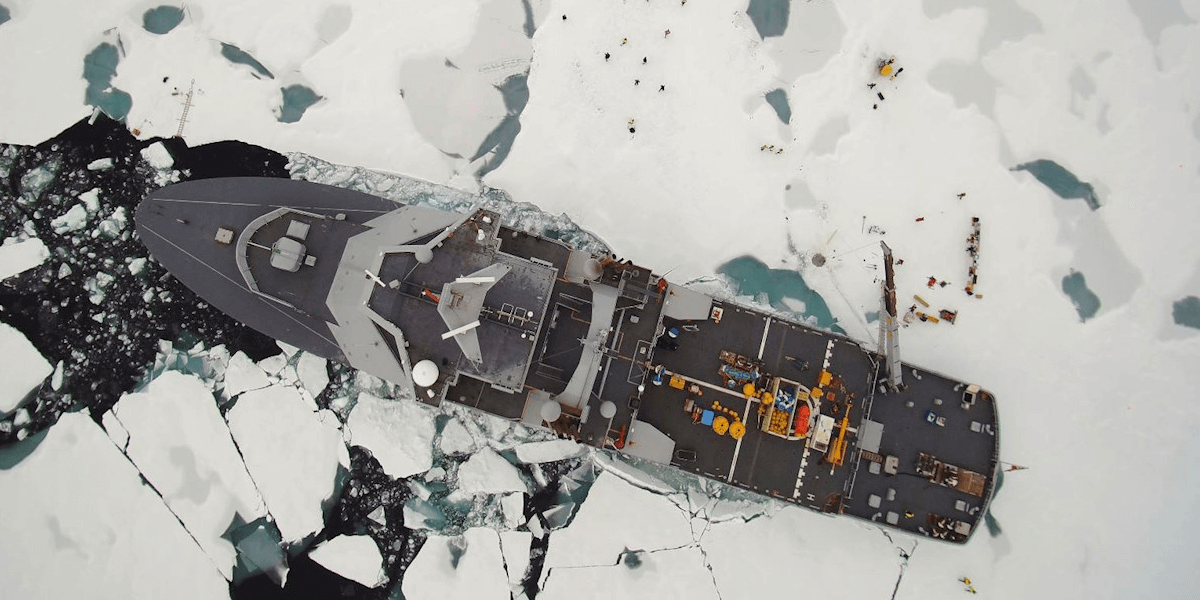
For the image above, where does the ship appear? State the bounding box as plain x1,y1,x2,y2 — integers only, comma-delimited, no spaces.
135,176,1000,543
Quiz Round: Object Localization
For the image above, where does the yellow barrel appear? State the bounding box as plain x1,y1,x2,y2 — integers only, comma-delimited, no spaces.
761,392,774,406
742,383,755,398
713,415,729,436
729,421,746,440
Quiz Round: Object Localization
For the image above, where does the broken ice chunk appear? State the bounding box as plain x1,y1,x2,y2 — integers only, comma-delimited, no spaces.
309,534,386,588
50,204,88,234
0,236,49,280
458,448,527,494
439,418,475,456
0,321,52,412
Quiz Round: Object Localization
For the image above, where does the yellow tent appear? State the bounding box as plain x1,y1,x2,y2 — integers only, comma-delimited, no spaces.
729,421,746,440
713,415,729,436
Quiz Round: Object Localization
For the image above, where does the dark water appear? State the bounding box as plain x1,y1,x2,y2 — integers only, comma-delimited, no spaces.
1061,271,1100,322
1173,296,1200,330
278,85,322,123
83,43,133,121
1013,159,1100,210
143,6,184,34
221,43,274,79
0,116,285,445
746,0,790,39
0,4,11,27
765,88,791,125
0,116,590,600
716,255,844,334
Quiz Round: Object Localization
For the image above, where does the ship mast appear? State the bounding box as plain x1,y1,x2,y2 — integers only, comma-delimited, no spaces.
879,241,903,389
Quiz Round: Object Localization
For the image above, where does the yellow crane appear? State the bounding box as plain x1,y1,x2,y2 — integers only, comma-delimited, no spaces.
828,398,853,467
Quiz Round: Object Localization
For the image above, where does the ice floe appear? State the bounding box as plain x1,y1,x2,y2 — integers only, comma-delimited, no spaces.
457,447,528,495
402,527,509,600
0,413,230,599
0,322,51,413
513,439,585,464
109,371,267,580
438,418,476,456
309,534,385,588
0,236,49,280
344,393,436,479
226,384,347,543
223,350,271,397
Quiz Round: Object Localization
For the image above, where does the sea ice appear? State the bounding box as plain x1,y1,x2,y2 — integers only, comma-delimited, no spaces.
140,141,175,169
499,530,532,586
457,448,527,495
0,322,52,413
540,546,720,600
296,352,329,397
513,439,584,464
50,203,87,234
308,534,385,588
438,418,476,456
226,384,347,543
344,393,436,479
86,157,113,170
0,236,49,280
111,371,267,580
539,471,692,582
224,350,270,397
0,413,230,599
402,527,509,600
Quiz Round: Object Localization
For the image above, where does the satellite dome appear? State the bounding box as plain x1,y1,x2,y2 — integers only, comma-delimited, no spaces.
599,401,616,419
412,360,438,387
415,247,433,264
541,400,562,423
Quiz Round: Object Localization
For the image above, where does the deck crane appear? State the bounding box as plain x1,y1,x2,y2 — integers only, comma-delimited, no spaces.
828,398,854,467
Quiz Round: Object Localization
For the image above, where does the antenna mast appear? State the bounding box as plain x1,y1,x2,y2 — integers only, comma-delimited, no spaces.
879,241,903,389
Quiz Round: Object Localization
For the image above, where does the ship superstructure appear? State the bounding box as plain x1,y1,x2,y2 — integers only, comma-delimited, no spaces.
137,177,1000,543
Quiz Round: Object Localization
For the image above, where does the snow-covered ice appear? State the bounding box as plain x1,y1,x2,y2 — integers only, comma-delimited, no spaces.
296,352,329,397
438,418,476,456
0,322,52,413
86,157,113,170
499,530,532,586
110,371,267,580
513,439,585,464
344,393,436,478
140,141,174,169
540,471,692,580
0,236,49,280
308,534,385,588
50,203,88,234
0,413,230,599
540,546,720,600
402,527,509,600
223,350,271,397
457,447,528,495
226,384,347,543
1,0,1199,597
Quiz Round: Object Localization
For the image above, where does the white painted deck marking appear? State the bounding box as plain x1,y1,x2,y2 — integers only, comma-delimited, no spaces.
727,396,754,482
757,317,772,360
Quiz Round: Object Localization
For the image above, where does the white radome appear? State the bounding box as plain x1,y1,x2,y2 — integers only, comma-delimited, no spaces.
412,360,439,388
599,401,616,419
540,400,562,423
